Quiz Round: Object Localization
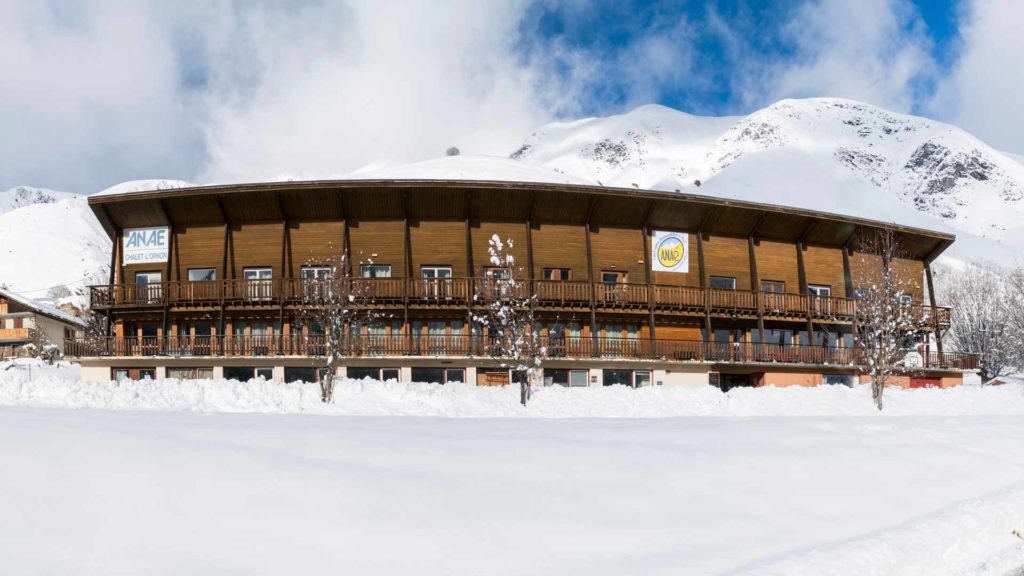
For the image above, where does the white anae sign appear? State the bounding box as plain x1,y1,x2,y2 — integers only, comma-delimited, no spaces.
651,230,689,273
123,227,169,264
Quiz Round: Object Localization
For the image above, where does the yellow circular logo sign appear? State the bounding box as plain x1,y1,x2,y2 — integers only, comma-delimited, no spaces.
656,236,685,269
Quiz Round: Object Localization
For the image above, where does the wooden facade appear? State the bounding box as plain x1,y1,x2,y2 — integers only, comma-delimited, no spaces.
72,179,975,383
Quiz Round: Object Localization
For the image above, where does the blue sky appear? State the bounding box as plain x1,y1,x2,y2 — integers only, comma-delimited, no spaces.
0,0,1019,192
518,0,961,117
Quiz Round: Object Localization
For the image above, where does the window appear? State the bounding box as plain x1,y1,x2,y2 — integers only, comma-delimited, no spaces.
13,318,22,329
348,367,400,381
761,280,785,293
602,271,627,286
188,268,216,282
824,374,854,387
138,368,156,380
421,266,452,279
897,292,913,305
243,267,273,301
410,367,465,384
360,264,391,278
420,266,453,299
284,367,320,384
754,329,794,346
484,267,510,280
634,371,652,388
224,366,272,381
569,370,589,387
113,368,130,382
602,369,633,387
301,266,332,279
543,369,569,386
136,271,162,303
807,285,831,297
167,367,214,380
543,268,571,281
710,276,736,290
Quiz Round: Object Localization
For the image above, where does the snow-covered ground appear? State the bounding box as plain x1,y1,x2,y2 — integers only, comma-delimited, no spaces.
1,403,1022,575
2,370,1024,573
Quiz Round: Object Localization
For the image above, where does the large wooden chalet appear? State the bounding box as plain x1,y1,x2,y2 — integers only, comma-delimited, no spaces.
70,179,976,388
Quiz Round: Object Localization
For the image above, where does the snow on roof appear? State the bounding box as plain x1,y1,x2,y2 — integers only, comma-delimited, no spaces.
0,287,86,328
93,179,196,198
336,155,594,186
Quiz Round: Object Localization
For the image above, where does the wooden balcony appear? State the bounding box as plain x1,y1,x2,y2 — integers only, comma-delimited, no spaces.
0,327,30,342
87,278,953,328
63,335,979,371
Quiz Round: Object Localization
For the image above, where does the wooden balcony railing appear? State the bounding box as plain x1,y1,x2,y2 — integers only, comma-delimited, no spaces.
63,335,979,370
0,327,30,342
88,278,953,327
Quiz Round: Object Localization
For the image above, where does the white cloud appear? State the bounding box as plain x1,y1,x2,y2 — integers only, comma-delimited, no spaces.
931,0,1024,154
0,0,592,191
0,2,201,192
736,0,936,114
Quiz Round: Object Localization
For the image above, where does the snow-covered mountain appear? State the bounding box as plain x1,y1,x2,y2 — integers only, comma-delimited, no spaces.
0,198,110,297
511,98,1024,263
0,186,80,215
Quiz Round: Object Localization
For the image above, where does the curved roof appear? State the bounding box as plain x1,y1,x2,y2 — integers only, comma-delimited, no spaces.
88,178,955,261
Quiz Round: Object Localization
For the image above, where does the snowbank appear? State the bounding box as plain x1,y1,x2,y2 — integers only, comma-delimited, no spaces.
2,373,1022,417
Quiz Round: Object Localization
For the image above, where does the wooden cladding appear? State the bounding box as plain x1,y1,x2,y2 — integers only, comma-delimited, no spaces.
116,217,932,306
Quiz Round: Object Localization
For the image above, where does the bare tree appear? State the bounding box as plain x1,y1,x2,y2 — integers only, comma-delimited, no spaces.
853,229,929,410
297,253,380,403
473,235,546,406
938,263,1014,382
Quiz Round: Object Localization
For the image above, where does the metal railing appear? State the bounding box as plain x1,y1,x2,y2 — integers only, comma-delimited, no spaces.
63,335,979,370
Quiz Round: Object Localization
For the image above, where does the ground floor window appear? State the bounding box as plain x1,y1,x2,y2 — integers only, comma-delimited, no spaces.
602,369,652,388
715,373,755,392
225,366,273,381
167,367,214,380
823,374,854,386
348,367,401,381
284,367,320,384
543,368,590,387
411,367,465,384
112,368,156,381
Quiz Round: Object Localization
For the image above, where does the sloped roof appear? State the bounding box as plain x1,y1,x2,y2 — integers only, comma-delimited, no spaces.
0,288,86,328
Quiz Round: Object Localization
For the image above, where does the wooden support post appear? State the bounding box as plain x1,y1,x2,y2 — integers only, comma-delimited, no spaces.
697,229,711,341
465,191,474,333
749,235,764,345
403,192,412,346
585,198,598,352
278,214,288,355
796,240,814,338
158,200,174,341
642,225,656,344
217,196,231,354
925,263,943,356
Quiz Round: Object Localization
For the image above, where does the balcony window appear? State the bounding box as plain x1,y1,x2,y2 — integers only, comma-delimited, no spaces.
360,264,391,278
754,329,794,346
807,285,831,297
602,271,627,286
188,268,216,282
243,267,273,301
301,266,332,279
710,276,736,290
761,280,785,293
543,268,571,281
136,271,162,303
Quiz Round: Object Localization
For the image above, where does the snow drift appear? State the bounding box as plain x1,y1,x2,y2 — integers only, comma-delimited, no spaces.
1,372,1021,417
